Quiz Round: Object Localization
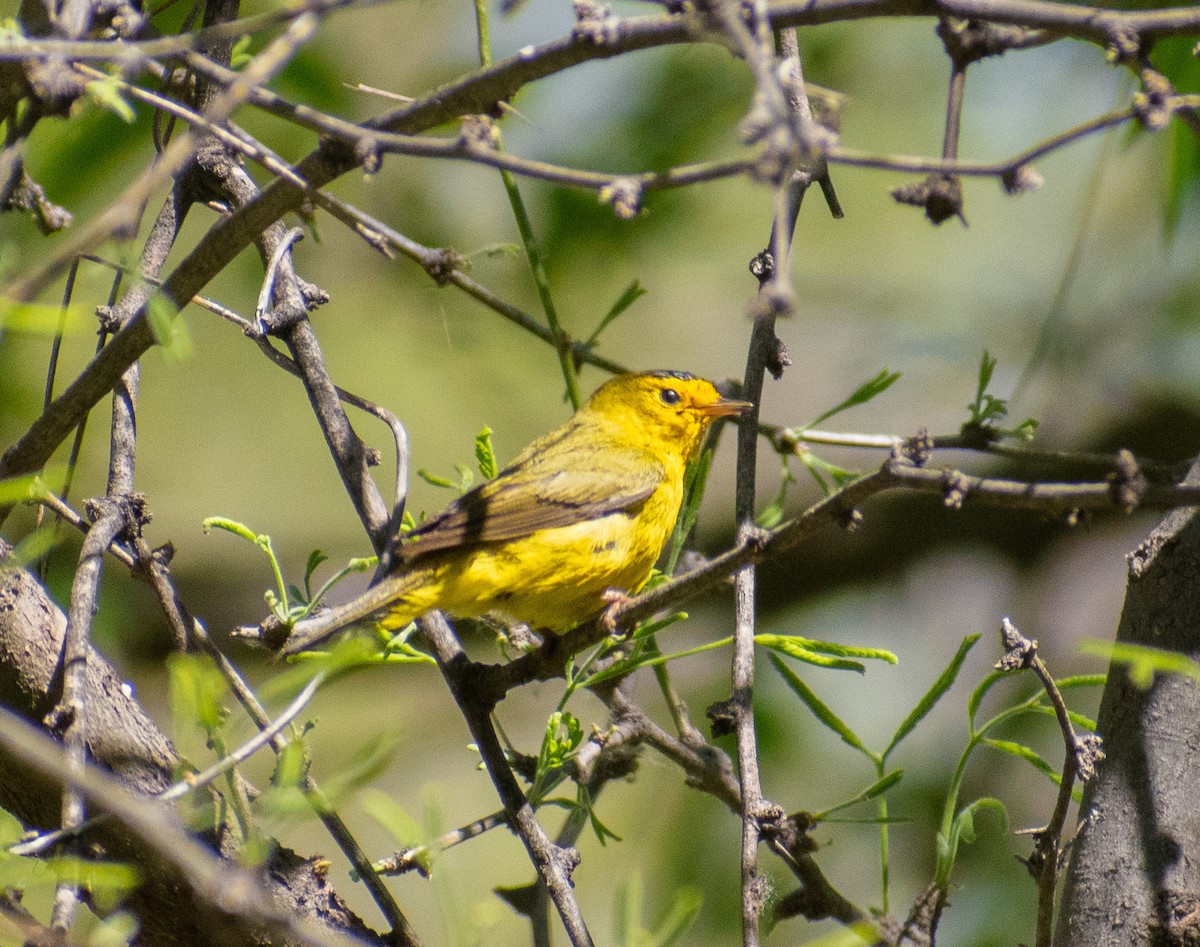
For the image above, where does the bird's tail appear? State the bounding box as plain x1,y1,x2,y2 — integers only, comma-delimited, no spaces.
280,570,422,657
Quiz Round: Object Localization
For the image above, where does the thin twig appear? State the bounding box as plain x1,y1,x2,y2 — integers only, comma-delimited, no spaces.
996,618,1102,947
420,611,594,947
47,498,129,931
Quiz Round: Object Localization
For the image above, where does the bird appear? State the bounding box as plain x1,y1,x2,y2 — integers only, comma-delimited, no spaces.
280,371,751,656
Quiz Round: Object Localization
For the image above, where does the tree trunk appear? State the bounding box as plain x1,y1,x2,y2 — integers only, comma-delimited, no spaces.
0,547,381,946
1056,498,1200,946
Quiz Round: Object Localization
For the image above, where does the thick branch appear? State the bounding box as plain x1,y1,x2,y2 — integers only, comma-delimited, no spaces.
0,549,384,947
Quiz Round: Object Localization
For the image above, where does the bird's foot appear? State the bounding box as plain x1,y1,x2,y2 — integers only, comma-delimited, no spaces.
600,588,633,634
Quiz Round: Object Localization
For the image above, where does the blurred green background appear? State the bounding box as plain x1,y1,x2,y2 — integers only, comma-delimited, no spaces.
2,0,1199,943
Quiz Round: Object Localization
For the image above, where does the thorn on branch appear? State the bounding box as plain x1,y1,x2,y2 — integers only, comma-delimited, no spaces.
996,616,1037,671
891,173,967,226
572,0,620,45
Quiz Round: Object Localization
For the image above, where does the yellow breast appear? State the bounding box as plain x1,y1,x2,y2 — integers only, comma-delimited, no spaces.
380,466,684,632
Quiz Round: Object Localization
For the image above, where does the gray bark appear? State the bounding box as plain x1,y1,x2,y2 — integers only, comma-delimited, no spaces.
0,549,381,946
1055,500,1200,946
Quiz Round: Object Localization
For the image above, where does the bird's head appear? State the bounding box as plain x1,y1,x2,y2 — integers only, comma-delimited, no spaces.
584,371,752,460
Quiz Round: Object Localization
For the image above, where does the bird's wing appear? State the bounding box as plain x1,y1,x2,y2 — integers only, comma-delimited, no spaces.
392,438,664,563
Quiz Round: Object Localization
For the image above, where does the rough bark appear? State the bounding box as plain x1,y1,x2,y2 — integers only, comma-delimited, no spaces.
0,549,381,946
1056,494,1200,946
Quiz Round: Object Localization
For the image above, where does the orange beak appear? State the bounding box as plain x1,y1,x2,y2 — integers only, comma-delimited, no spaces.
699,397,754,419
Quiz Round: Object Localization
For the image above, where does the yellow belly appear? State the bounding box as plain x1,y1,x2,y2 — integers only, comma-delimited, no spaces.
380,504,674,632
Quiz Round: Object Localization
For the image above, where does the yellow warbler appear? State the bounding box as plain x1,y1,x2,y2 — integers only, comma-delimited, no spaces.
281,371,750,655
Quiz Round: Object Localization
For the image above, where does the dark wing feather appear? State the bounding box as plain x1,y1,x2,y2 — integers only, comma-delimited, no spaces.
392,435,663,564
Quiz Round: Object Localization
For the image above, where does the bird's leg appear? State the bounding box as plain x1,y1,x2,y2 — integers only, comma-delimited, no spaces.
599,588,634,634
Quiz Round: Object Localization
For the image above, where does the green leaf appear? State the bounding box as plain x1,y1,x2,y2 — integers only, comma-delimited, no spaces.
815,769,904,819
967,670,1007,733
1154,36,1200,236
272,738,307,789
537,711,584,778
48,856,141,910
759,633,897,670
145,293,192,361
0,17,26,43
580,627,723,689
756,462,795,529
1013,417,1039,441
306,555,376,614
886,634,980,758
360,788,429,872
0,852,53,889
664,448,712,574
463,242,520,262
82,76,136,123
417,464,473,493
230,34,253,69
1055,673,1107,690
586,279,647,347
797,450,859,496
954,797,1007,847
789,926,875,947
572,784,621,846
322,730,403,799
1028,704,1098,733
0,299,91,334
937,796,1007,887
1081,639,1200,688
475,426,498,479
983,738,1061,782
303,549,328,597
807,369,902,429
168,653,229,734
201,516,258,543
11,527,62,567
770,653,870,755
0,806,25,847
87,910,139,946
616,871,644,947
647,884,702,947
967,351,1008,426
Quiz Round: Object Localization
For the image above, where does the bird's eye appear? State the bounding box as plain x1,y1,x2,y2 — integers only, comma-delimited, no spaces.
659,388,681,405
